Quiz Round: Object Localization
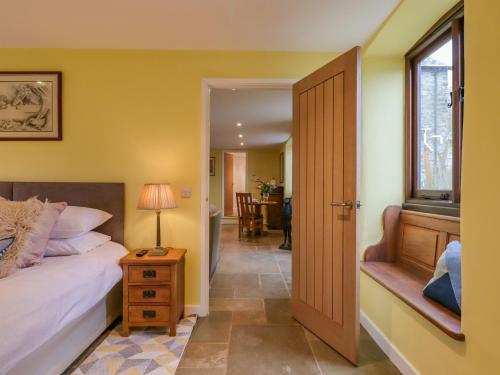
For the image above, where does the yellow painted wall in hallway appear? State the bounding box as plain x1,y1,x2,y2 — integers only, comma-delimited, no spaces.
247,148,282,198
0,49,336,306
361,0,500,373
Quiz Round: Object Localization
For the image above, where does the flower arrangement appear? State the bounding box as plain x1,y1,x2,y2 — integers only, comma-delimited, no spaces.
255,178,276,200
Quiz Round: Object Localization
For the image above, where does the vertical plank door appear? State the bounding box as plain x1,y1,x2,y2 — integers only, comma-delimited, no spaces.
291,47,361,364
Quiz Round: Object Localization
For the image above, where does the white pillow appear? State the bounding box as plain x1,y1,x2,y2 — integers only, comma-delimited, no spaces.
45,231,111,256
50,206,112,239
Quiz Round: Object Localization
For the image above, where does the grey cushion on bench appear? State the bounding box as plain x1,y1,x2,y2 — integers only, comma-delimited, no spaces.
423,241,462,315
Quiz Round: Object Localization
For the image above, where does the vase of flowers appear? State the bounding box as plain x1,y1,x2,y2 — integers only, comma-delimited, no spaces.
255,178,276,202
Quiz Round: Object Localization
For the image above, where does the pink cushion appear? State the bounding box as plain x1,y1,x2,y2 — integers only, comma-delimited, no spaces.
16,201,67,268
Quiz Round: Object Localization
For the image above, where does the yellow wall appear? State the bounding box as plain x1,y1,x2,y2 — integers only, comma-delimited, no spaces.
361,0,500,374
360,57,404,252
460,0,500,371
247,148,282,198
364,0,459,57
0,49,336,306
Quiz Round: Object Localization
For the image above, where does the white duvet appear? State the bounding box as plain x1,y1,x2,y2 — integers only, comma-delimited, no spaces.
0,241,127,375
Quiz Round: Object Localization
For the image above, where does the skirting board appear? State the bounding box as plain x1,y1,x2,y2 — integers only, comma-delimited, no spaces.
360,311,420,375
185,305,206,317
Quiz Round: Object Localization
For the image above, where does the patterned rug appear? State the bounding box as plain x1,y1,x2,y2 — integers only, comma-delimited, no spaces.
72,316,197,375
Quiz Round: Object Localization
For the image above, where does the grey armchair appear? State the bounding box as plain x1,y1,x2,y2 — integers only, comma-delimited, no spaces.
209,209,222,280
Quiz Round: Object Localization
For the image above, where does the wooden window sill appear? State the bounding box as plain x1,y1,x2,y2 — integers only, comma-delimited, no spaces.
361,261,464,341
403,201,460,217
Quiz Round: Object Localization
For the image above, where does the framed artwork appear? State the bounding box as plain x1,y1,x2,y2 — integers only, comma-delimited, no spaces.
210,157,216,176
0,72,62,140
279,152,284,183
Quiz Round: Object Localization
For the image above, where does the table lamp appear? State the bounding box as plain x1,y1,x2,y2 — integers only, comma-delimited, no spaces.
137,183,177,255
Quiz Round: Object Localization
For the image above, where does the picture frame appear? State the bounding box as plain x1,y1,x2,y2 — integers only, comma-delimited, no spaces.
279,152,284,183
0,71,62,140
210,157,216,176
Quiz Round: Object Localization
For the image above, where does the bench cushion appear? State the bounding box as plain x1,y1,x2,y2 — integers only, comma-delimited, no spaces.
423,241,462,315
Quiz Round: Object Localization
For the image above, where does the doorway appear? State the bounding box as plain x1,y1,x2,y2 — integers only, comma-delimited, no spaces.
201,79,295,316
223,151,247,217
197,52,402,374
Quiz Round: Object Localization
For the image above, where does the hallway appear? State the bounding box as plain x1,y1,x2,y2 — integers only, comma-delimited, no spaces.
178,225,400,375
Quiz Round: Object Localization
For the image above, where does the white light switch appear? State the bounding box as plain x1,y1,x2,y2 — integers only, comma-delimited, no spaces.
181,188,192,198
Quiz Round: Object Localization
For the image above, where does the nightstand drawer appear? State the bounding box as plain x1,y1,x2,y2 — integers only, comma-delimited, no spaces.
129,285,170,303
129,305,170,323
129,265,171,283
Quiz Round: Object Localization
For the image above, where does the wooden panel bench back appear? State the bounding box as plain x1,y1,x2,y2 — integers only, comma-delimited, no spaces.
364,206,460,277
362,206,463,340
397,210,460,279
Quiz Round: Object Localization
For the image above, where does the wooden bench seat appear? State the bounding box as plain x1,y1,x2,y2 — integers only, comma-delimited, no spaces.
361,206,464,341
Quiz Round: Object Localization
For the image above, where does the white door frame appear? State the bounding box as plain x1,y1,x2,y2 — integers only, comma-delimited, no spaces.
199,78,296,316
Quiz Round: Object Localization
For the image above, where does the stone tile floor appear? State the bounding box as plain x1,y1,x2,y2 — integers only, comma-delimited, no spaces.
178,225,401,375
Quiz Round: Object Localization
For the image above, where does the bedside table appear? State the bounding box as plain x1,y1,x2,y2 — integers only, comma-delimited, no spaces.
120,248,186,337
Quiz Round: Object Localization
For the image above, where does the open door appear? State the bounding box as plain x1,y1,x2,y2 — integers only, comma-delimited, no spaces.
291,47,361,364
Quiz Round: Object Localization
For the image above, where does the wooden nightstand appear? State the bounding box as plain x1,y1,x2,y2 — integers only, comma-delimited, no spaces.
120,248,186,337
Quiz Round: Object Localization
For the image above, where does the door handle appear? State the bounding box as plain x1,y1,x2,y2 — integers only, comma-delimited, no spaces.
330,201,353,209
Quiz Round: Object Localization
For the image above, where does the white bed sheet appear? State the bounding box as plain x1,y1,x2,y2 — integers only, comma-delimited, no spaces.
0,241,127,375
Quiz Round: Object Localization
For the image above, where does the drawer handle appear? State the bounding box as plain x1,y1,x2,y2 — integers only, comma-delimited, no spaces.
143,290,156,299
143,270,156,278
143,310,156,318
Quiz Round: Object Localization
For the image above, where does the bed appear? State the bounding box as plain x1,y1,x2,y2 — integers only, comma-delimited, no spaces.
0,182,126,375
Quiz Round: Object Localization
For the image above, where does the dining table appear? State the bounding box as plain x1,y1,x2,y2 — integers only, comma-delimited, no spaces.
248,200,278,234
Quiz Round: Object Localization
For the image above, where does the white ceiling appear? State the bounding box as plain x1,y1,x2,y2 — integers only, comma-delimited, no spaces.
1,0,399,51
210,89,292,149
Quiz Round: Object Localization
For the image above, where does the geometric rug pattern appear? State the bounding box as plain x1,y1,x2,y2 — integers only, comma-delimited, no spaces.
72,316,197,375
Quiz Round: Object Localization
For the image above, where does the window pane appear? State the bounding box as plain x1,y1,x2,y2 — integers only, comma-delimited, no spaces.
417,39,453,191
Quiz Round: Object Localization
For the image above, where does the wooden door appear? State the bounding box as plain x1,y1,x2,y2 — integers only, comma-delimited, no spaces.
291,47,360,364
224,152,234,216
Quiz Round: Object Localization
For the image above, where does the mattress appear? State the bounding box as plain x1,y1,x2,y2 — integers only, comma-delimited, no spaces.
0,241,127,375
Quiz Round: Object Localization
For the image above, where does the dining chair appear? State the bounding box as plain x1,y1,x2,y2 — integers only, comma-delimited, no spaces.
236,192,263,238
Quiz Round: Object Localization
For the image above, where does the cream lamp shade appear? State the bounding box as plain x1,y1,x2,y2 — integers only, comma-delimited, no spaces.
137,183,177,251
137,183,177,211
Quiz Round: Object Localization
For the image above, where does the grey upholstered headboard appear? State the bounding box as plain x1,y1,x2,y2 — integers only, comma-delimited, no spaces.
0,182,125,245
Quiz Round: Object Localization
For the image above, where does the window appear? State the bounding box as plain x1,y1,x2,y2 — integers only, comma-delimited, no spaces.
405,2,464,216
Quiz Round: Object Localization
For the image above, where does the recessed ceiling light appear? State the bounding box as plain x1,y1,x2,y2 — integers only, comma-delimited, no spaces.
240,142,245,146
231,88,236,91
238,134,243,138
236,122,242,127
